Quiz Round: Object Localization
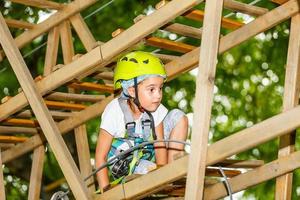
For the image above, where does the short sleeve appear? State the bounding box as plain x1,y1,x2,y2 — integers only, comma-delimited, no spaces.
100,98,125,137
152,104,168,127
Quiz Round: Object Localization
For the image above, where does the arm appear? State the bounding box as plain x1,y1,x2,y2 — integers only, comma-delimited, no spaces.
95,129,113,190
153,122,167,166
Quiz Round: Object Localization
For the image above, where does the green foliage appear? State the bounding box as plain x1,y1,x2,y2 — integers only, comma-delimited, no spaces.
1,0,300,199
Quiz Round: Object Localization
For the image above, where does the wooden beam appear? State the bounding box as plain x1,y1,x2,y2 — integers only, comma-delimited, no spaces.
68,82,114,93
2,118,38,127
214,159,264,168
0,0,97,62
271,0,288,4
183,9,243,30
0,148,5,200
59,20,74,64
92,71,114,81
185,0,224,199
0,143,15,150
2,95,114,164
204,150,300,200
146,36,196,53
0,13,91,200
70,14,97,52
44,26,59,76
28,145,45,200
16,110,73,120
0,136,27,143
164,23,203,39
224,0,268,16
45,92,105,102
5,18,35,29
9,0,64,10
154,53,179,63
275,13,300,200
0,126,38,134
45,100,87,111
75,124,95,192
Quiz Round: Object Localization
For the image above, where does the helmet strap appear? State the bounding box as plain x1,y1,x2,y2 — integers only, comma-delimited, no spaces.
132,77,157,140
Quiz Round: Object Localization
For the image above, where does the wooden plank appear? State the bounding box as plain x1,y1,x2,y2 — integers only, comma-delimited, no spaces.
184,9,243,30
185,0,224,199
275,13,300,200
68,82,115,93
0,148,5,200
0,135,27,143
0,0,97,62
164,23,203,39
0,13,91,200
146,36,196,53
5,18,35,29
2,118,38,127
45,100,87,111
16,110,73,120
9,0,64,10
70,14,97,51
0,126,38,134
28,145,45,200
204,150,300,200
92,71,114,81
154,53,179,63
0,143,15,150
271,0,288,4
214,159,264,168
59,20,74,64
224,0,268,16
2,95,114,164
44,26,59,76
46,92,105,102
75,124,95,192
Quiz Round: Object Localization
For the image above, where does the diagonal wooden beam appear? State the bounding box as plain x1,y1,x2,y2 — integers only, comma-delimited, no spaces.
28,145,45,200
204,150,300,199
0,0,204,121
5,18,35,29
44,26,59,76
275,13,300,200
224,0,268,16
185,0,224,199
9,0,64,10
0,13,91,200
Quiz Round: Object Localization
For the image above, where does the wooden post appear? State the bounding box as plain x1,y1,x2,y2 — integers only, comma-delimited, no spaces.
60,20,96,192
275,13,300,200
44,26,59,76
0,13,91,200
185,0,224,199
0,148,5,200
28,145,45,200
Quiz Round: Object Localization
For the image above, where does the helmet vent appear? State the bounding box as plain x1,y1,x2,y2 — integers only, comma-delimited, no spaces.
129,58,138,63
143,59,149,64
121,57,128,61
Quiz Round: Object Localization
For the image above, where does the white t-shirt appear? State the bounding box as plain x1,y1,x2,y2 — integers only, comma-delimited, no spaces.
100,98,168,138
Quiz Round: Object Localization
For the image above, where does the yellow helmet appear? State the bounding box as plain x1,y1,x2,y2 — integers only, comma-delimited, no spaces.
114,51,166,89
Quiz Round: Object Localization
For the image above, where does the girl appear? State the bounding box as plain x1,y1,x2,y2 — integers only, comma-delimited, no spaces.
95,51,188,191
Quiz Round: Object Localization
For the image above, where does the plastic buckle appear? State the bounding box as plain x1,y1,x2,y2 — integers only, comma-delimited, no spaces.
125,122,136,134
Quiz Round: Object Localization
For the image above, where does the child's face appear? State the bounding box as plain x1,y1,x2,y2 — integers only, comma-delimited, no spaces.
131,76,164,112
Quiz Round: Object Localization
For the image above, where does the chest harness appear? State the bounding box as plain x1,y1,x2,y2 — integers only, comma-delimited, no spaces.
108,97,157,184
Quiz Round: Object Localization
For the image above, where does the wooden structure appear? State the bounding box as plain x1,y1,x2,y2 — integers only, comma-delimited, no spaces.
0,0,299,199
